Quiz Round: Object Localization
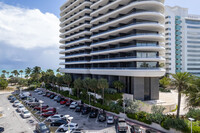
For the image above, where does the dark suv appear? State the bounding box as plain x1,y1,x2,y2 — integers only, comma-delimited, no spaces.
81,107,91,115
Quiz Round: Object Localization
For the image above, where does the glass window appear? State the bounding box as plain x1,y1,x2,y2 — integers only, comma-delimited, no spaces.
136,62,157,68
186,20,200,25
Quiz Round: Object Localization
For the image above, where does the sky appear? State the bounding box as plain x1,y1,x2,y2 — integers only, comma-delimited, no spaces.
0,0,199,70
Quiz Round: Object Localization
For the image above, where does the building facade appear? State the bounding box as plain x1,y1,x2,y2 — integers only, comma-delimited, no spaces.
59,0,166,101
165,6,200,76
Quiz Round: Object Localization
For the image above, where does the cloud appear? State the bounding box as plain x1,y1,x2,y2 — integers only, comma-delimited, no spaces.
0,2,60,69
0,2,60,49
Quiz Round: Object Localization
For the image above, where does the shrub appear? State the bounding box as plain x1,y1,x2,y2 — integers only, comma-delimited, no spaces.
148,113,165,124
159,88,171,92
127,112,152,125
161,118,188,131
104,88,117,94
151,105,166,114
104,93,122,101
186,108,200,121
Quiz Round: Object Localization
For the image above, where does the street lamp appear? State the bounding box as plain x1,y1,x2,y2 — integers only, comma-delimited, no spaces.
89,93,91,106
188,117,195,133
39,100,44,116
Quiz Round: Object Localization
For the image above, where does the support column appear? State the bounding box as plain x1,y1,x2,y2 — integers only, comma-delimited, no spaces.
150,77,159,100
133,77,144,101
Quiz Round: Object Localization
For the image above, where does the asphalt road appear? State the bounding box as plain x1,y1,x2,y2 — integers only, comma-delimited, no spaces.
0,92,36,133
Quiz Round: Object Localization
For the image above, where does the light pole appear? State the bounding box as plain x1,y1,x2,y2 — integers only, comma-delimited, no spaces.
89,93,91,106
39,100,44,117
188,118,195,133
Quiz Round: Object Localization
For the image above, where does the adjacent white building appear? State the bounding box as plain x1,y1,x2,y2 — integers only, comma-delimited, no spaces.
165,6,200,76
59,0,166,100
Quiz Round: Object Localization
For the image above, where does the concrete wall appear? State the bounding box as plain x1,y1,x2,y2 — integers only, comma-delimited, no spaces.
150,77,159,100
133,77,145,100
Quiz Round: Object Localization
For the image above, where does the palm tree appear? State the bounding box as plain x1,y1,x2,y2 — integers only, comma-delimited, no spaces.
25,67,32,78
88,78,98,103
171,72,193,118
184,78,200,108
56,76,63,93
74,78,83,98
159,76,171,89
2,70,6,75
32,66,41,82
6,72,9,78
13,70,19,77
113,81,125,92
63,74,72,88
83,77,91,93
19,70,23,78
46,69,54,76
97,78,109,104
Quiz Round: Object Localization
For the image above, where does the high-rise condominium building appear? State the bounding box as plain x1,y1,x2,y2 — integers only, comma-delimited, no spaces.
165,6,200,76
59,0,166,101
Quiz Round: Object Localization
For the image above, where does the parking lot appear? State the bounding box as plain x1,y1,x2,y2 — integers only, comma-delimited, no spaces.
30,91,122,133
0,93,36,133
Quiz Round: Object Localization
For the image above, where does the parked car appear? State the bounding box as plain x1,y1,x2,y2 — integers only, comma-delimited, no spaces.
17,104,25,112
50,119,68,127
0,127,4,133
10,97,17,103
60,99,68,105
75,105,83,112
38,91,43,95
13,100,20,107
8,95,14,100
71,129,84,133
29,102,40,108
34,104,49,111
42,92,47,96
145,129,157,133
81,107,91,115
53,95,59,101
46,93,52,97
21,109,31,118
42,107,56,113
116,118,128,132
41,111,57,117
69,102,78,109
130,125,142,133
89,109,98,118
66,100,73,106
107,116,114,124
50,94,56,99
46,114,65,122
35,122,50,133
56,97,64,103
56,123,78,132
34,88,40,93
98,112,106,122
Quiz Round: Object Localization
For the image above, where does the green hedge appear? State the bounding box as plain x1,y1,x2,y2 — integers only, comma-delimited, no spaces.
104,93,123,101
186,109,200,121
127,112,152,124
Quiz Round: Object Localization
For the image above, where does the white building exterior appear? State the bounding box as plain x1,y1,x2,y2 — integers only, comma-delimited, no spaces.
165,6,200,76
59,0,166,100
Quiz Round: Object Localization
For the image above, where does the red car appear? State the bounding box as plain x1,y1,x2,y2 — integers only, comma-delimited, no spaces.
47,93,52,97
34,105,49,111
41,111,57,117
66,100,73,106
60,99,68,105
42,107,56,113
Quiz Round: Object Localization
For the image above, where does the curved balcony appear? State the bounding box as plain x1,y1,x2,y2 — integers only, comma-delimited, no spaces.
90,0,110,10
60,0,84,16
91,12,164,32
91,34,165,48
60,53,91,59
60,16,91,33
91,22,164,40
60,68,90,74
60,1,91,22
60,67,166,77
59,31,91,43
60,9,91,27
60,45,90,54
91,0,164,18
60,38,91,48
90,45,165,56
60,24,91,38
90,56,165,64
60,61,90,65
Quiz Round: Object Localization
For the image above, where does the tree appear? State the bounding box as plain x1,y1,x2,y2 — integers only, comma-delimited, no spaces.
113,81,125,92
25,67,32,78
184,78,200,108
46,69,54,76
0,78,8,90
1,74,6,79
12,70,19,77
56,67,61,73
74,78,83,98
2,70,6,75
171,72,193,118
124,99,141,114
97,78,109,104
56,76,63,93
88,78,98,102
63,74,72,88
83,77,91,93
31,66,41,82
151,105,165,114
159,76,171,89
19,70,23,78
6,72,9,78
